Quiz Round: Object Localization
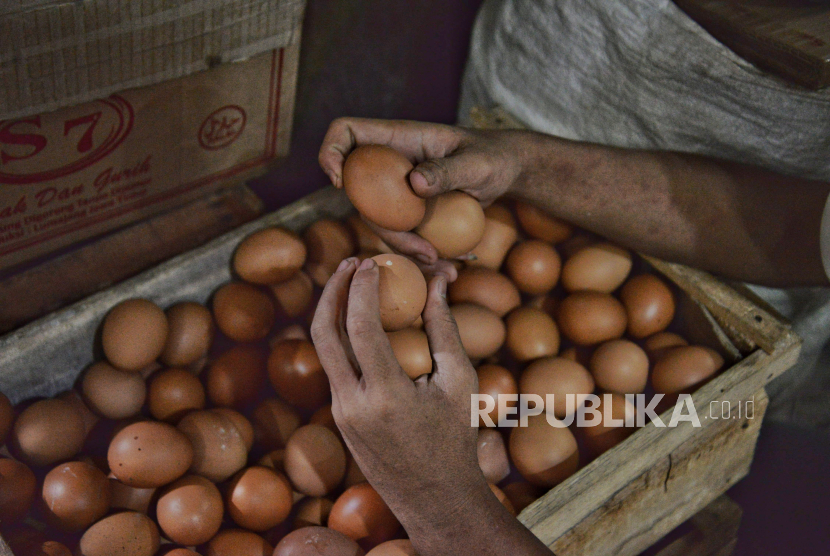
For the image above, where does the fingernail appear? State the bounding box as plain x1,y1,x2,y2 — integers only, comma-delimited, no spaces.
336,259,350,272
418,168,434,185
457,253,478,261
437,276,447,298
416,253,432,265
358,258,376,271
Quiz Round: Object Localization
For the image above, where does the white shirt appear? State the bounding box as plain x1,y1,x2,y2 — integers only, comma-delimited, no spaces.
460,0,830,427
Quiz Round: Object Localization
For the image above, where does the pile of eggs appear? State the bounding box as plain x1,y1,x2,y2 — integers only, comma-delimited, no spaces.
0,145,726,556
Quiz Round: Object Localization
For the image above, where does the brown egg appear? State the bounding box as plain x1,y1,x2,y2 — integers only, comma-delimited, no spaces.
579,393,637,457
489,483,516,516
343,145,423,232
620,274,676,338
365,540,417,556
304,219,356,285
450,304,506,359
81,362,146,420
233,227,307,285
643,332,688,361
557,292,627,346
309,404,340,438
519,357,594,418
477,429,510,484
502,482,541,514
206,529,273,556
467,203,518,270
268,339,330,410
590,340,649,395
226,466,293,531
160,302,214,367
271,271,315,318
213,282,275,342
449,268,521,317
348,214,393,254
41,541,73,556
11,398,85,467
476,364,518,426
514,201,572,243
108,477,156,514
505,240,562,295
388,327,433,379
0,392,13,446
258,449,286,471
108,421,193,488
274,526,365,556
156,475,223,546
206,345,267,408
558,233,598,259
527,293,559,316
372,254,427,331
344,454,368,489
213,407,255,451
561,243,632,293
41,461,111,531
177,410,248,482
252,398,302,451
651,346,724,395
0,457,36,522
294,496,335,529
416,191,486,258
509,415,579,487
78,511,160,556
165,550,200,556
102,299,169,371
505,307,560,361
329,483,400,549
272,324,311,346
57,389,99,438
147,367,206,423
285,424,347,496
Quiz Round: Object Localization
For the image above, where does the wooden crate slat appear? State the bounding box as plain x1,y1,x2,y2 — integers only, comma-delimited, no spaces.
548,392,763,555
0,186,352,404
518,341,797,546
644,256,792,354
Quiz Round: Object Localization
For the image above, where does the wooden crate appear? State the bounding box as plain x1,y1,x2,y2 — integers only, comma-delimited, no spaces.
469,107,801,554
0,187,800,554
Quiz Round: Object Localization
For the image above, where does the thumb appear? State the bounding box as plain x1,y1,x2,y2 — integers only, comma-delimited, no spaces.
411,153,471,198
422,276,476,394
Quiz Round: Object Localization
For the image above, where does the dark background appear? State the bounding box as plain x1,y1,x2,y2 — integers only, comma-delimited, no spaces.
247,0,484,210
252,2,830,554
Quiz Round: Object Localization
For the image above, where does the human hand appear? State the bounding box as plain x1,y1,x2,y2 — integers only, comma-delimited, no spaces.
318,118,530,276
310,256,490,527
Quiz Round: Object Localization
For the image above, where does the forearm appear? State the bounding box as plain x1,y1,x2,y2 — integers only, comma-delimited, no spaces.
398,477,553,556
513,132,830,287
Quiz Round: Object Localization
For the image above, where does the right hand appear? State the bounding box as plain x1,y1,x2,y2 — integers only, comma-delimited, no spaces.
318,118,530,279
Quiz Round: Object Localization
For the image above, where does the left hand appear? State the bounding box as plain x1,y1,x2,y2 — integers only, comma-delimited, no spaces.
310,256,490,528
318,118,531,279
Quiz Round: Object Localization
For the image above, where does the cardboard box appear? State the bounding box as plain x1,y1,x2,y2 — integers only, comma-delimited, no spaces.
0,42,300,270
0,0,304,271
0,0,306,119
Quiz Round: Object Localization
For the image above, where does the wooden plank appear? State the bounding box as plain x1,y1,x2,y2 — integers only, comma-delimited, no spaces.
0,185,264,334
519,339,797,546
644,256,793,354
0,186,351,404
548,393,762,555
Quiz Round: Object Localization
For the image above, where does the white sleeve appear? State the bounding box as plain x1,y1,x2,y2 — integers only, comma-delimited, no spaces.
822,192,830,281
